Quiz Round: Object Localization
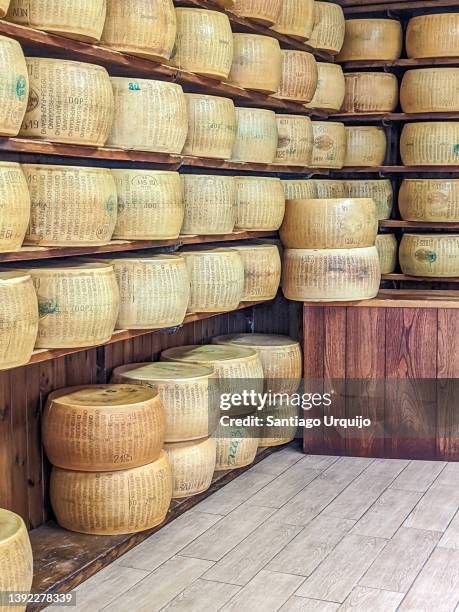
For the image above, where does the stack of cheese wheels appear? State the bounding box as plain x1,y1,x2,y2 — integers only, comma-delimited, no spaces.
271,0,315,40
231,107,278,164
400,234,459,277
0,0,10,17
111,170,183,240
213,419,258,470
170,8,233,80
181,174,236,235
0,272,38,370
273,51,318,103
399,179,459,221
341,72,399,114
228,34,281,93
180,247,244,313
337,19,403,61
99,255,190,330
0,36,28,137
6,0,107,43
23,165,117,247
212,333,302,394
344,126,387,167
401,69,459,113
231,0,282,26
26,261,119,349
274,115,313,165
345,179,393,220
281,179,317,201
101,0,176,61
314,179,346,199
304,63,345,112
0,162,30,252
308,2,345,55
0,509,33,608
400,122,459,166
21,58,113,146
183,94,236,160
164,437,217,498
406,14,459,59
230,243,281,301
107,78,187,154
258,397,298,447
310,121,346,169
234,176,285,230
375,233,397,274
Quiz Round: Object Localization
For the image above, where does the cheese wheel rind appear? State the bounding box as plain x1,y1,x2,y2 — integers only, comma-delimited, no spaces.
399,234,459,277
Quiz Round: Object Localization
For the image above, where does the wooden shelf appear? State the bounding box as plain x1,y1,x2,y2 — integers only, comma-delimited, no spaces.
304,288,459,308
382,273,459,283
341,0,459,13
339,57,459,69
380,220,459,229
332,166,459,174
331,112,459,123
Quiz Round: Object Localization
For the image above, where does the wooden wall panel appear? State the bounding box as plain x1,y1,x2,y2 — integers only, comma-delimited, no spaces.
303,306,324,454
437,310,459,460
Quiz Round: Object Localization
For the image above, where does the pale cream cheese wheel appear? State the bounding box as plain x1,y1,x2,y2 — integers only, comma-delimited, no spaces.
271,0,315,40
400,234,459,277
0,0,10,17
181,174,236,235
399,179,459,222
164,437,216,498
214,421,258,470
304,62,345,112
308,1,345,55
342,72,398,114
259,397,299,447
0,35,28,137
234,176,285,230
400,69,459,113
274,50,318,103
274,114,313,166
375,233,397,274
228,34,281,94
0,162,30,252
230,243,281,301
345,179,393,220
231,0,282,26
337,18,402,61
406,14,459,59
344,126,387,167
400,122,459,166
282,179,317,201
310,121,346,169
314,179,346,199
231,107,278,164
0,509,33,612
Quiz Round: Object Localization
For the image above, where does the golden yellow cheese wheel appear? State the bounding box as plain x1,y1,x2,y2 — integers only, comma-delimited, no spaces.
344,126,387,167
0,509,33,612
0,162,30,252
7,0,106,43
164,437,216,498
310,121,346,169
282,246,381,302
101,0,176,61
282,179,317,201
258,397,299,447
345,179,393,220
42,384,165,471
214,421,258,470
273,50,318,103
400,234,459,277
0,272,38,370
399,179,459,222
304,62,345,112
0,1,10,17
228,34,281,94
183,94,236,160
274,114,313,166
111,170,183,240
21,58,113,146
0,36,28,137
170,8,233,80
314,179,346,199
308,1,345,55
50,453,172,535
400,122,459,166
231,107,278,164
111,362,218,443
400,69,459,113
406,14,459,59
230,243,281,301
234,176,285,230
107,78,188,154
23,164,117,247
231,0,282,26
337,18,402,61
181,174,236,236
271,0,315,40
342,72,398,114
375,233,397,274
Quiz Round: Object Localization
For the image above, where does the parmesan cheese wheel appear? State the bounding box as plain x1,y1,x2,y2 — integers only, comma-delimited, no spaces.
406,14,459,59
27,262,120,349
400,234,459,277
259,397,299,447
282,179,317,201
400,122,459,166
308,2,345,55
310,121,346,169
170,8,233,80
21,58,113,146
314,179,346,199
234,176,285,230
164,437,216,498
228,34,281,94
344,126,387,167
342,72,398,114
0,272,38,370
0,1,10,17
42,385,165,471
0,36,28,137
23,165,117,247
271,0,315,40
345,179,393,221
274,114,313,166
111,362,218,443
304,62,345,112
214,422,258,470
180,248,244,313
231,107,278,164
0,509,33,612
231,0,282,26
108,78,187,154
375,233,397,274
111,170,183,240
282,246,381,302
50,453,172,535
399,179,459,222
400,69,459,113
6,0,106,43
183,94,236,160
337,18,402,61
181,174,235,235
230,243,281,301
0,162,30,252
101,0,176,61
273,50,318,103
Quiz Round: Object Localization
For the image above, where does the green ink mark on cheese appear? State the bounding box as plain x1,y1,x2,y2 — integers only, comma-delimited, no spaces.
39,298,59,317
15,75,27,100
106,195,117,213
454,144,459,154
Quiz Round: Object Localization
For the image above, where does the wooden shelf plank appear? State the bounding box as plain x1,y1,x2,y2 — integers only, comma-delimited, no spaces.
332,166,459,174
382,273,459,283
331,112,459,123
303,289,459,308
380,220,459,229
340,0,459,13
339,57,459,69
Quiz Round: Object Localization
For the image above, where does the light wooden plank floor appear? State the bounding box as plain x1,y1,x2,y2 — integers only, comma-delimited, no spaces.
65,447,459,612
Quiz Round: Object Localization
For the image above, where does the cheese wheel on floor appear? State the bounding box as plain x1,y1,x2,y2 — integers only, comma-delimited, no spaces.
337,19,402,61
406,14,459,59
259,397,299,447
228,34,281,94
400,234,459,277
342,72,398,114
375,233,397,274
231,108,278,164
181,174,236,235
0,162,30,252
230,243,281,301
345,179,393,220
271,0,315,40
234,176,285,230
310,122,346,169
344,126,387,167
304,63,345,112
231,0,282,26
43,384,165,471
314,180,346,199
164,437,216,498
274,50,318,103
282,179,317,201
214,421,258,470
400,122,459,166
274,115,313,166
0,36,28,137
308,2,345,55
399,179,459,221
0,509,33,612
